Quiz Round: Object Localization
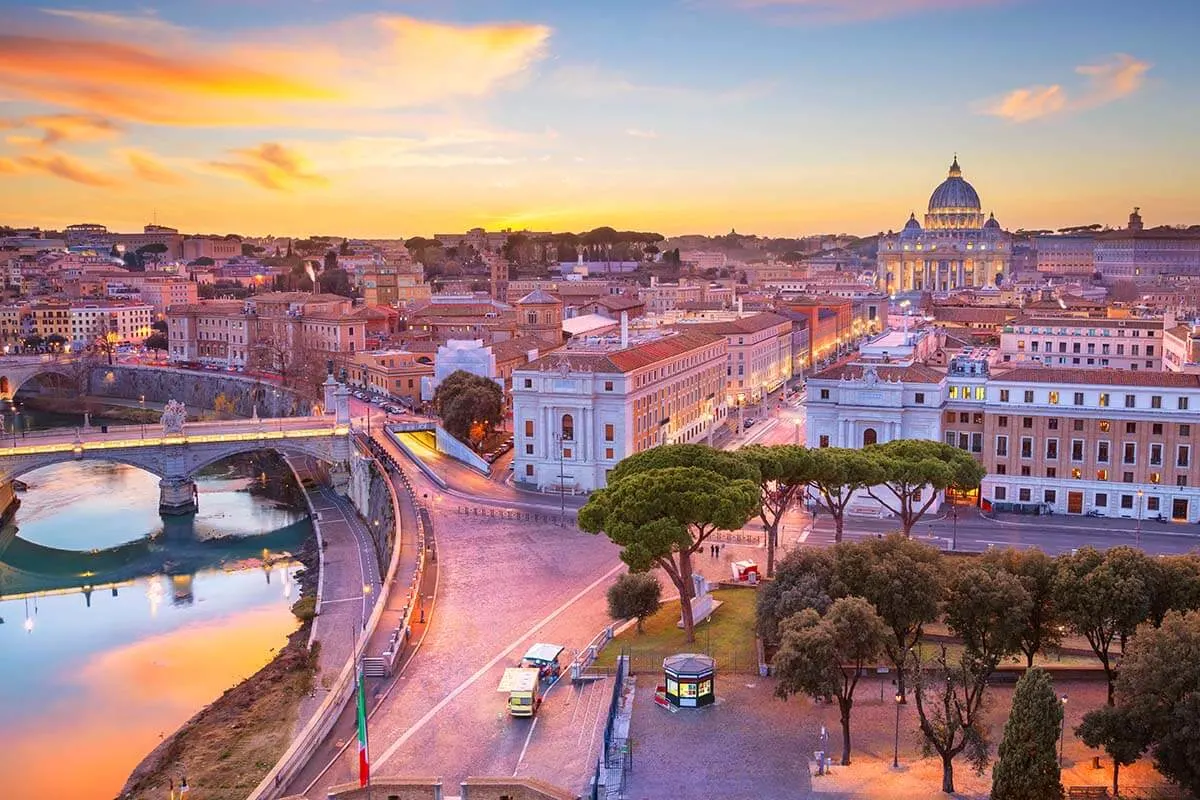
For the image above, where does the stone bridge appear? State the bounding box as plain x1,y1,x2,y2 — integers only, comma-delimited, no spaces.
0,375,354,515
0,355,81,402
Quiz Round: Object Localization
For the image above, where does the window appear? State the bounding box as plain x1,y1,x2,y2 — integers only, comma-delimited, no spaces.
863,428,878,446
524,378,532,389
1098,441,1110,463
524,420,534,437
1074,392,1084,406
819,435,830,448
1121,494,1134,510
605,448,614,460
1151,444,1163,465
1047,467,1057,478
1178,446,1190,468
973,412,984,424
1148,496,1161,511
524,443,534,455
1049,391,1059,404
1000,389,1010,402
1021,437,1033,458
975,387,986,400
1182,398,1192,411
998,416,1008,428
994,486,1007,500
1023,417,1033,429
1024,390,1034,403
525,464,534,477
820,389,830,400
1048,418,1059,430
1097,469,1108,481
971,433,982,453
1126,422,1137,434
915,392,925,404
1046,439,1058,459
563,448,572,458
996,436,1008,457
1019,488,1032,502
1183,424,1192,436
1044,489,1057,504
1096,492,1108,507
1072,467,1082,479
1153,423,1164,435
1124,443,1136,464
1152,395,1162,409
1178,475,1189,487
1125,394,1136,408
561,414,574,441
1100,421,1111,433
1150,472,1161,484
604,381,614,391
1099,393,1110,407
1071,439,1084,461
1021,466,1032,477
605,423,614,442
960,412,970,423
997,464,1007,475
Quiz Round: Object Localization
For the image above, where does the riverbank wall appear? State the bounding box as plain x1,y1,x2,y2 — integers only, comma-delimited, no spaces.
84,365,309,418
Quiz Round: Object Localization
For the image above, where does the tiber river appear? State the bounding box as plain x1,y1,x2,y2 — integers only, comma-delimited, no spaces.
0,407,313,800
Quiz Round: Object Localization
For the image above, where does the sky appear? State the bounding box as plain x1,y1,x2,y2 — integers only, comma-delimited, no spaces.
0,0,1198,239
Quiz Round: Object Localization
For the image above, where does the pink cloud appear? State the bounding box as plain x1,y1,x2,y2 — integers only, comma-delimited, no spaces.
981,53,1152,123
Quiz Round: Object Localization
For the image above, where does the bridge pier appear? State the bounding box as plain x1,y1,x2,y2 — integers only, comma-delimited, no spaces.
159,477,198,516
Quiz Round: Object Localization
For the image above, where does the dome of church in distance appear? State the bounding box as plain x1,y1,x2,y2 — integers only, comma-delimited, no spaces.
928,156,981,212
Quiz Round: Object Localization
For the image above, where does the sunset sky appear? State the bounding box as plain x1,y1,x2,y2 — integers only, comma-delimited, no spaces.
0,0,1197,238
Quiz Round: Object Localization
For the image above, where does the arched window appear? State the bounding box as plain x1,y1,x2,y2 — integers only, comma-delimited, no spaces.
562,413,574,441
863,428,878,447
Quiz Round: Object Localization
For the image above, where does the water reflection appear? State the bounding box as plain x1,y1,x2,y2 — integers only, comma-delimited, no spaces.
0,459,312,800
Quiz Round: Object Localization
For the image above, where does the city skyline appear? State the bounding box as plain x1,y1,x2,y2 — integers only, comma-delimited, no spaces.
1,0,1198,237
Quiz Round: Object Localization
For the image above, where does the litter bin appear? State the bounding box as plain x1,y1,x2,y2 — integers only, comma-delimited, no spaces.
100,425,108,433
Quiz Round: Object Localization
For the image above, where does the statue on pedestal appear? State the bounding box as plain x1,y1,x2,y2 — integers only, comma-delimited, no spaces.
160,400,187,435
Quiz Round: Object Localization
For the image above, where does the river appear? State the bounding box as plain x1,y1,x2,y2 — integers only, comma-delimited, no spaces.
0,405,313,800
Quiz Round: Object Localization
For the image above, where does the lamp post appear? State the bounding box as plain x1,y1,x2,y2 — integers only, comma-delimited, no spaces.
139,394,146,439
951,506,959,551
1059,694,1068,767
554,432,566,527
1136,489,1144,547
893,692,903,768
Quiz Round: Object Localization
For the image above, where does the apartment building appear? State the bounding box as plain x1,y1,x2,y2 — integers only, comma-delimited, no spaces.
511,330,727,492
998,316,1164,371
139,278,199,317
182,237,241,263
69,302,154,346
1034,234,1096,275
983,368,1200,522
1163,323,1200,373
167,301,252,366
345,349,433,403
638,279,704,313
680,312,793,406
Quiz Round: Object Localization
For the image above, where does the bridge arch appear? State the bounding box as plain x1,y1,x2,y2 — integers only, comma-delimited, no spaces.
4,450,168,482
185,440,344,478
0,366,81,403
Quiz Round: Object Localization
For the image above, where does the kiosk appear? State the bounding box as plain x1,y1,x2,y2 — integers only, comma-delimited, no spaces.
662,653,716,708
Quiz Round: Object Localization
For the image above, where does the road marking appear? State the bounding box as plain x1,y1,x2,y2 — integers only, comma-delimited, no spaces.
372,561,624,771
800,526,811,543
319,596,367,605
513,717,539,775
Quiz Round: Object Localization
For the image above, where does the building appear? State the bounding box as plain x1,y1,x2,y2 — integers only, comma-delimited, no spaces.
877,157,1012,293
345,349,433,403
638,279,704,314
1035,233,1096,275
998,316,1164,371
166,301,252,366
68,301,154,346
182,237,241,264
513,289,564,346
1093,210,1200,280
511,330,727,492
680,312,793,406
1163,322,1200,373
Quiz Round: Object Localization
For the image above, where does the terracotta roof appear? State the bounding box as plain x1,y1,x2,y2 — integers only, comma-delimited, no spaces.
516,289,559,305
682,312,791,335
590,295,644,311
1009,315,1162,329
411,303,509,318
491,335,549,363
991,366,1200,388
931,306,1015,324
810,362,946,384
521,331,722,375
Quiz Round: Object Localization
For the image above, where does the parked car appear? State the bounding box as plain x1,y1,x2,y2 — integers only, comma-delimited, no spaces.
743,418,757,429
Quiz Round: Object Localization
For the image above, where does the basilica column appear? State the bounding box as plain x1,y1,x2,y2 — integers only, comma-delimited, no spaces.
958,261,966,288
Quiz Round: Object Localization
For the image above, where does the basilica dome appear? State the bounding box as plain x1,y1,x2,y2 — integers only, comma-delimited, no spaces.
928,157,981,212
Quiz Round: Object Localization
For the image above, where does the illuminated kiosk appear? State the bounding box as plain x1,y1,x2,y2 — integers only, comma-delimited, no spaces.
662,653,715,708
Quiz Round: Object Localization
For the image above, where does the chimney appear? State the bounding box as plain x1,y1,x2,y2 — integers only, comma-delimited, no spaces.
620,311,629,348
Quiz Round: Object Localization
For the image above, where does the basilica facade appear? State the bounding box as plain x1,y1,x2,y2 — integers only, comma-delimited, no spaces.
877,157,1011,294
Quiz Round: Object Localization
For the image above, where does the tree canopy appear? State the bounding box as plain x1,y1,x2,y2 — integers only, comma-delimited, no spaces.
862,439,985,537
432,370,503,448
608,442,757,485
606,572,662,633
737,445,813,576
991,668,1064,800
981,547,1063,667
805,447,874,543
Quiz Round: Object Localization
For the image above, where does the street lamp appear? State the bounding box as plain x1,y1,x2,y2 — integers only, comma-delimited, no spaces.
554,431,566,527
139,394,146,438
893,692,903,768
1059,694,1069,767
951,506,959,551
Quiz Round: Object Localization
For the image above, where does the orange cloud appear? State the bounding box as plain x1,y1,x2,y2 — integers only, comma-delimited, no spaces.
981,53,1151,122
3,113,120,145
725,0,1007,23
0,157,20,174
207,142,327,191
14,152,120,186
120,149,186,185
0,14,550,129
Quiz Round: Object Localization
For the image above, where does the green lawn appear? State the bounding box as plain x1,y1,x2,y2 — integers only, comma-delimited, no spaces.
594,587,760,674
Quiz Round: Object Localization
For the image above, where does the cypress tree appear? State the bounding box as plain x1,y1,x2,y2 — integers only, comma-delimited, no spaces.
992,667,1064,800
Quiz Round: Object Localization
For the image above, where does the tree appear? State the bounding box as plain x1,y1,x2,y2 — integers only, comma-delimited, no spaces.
1076,705,1145,798
806,447,873,543
981,548,1063,667
1055,546,1152,705
1113,610,1200,796
44,333,67,352
606,572,662,633
578,465,758,642
323,249,338,272
432,370,503,447
834,534,943,702
913,646,991,794
318,267,354,298
212,392,238,420
136,242,168,268
607,442,757,486
188,256,215,267
756,546,835,644
144,332,168,354
1145,554,1200,627
773,597,887,765
151,320,168,333
991,668,1064,800
863,439,986,537
737,445,813,577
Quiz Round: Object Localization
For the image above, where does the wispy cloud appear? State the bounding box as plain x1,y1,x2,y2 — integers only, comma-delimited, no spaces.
625,128,659,139
38,8,185,37
0,158,20,175
981,53,1152,122
14,152,120,186
719,0,1007,24
544,64,773,104
2,113,120,146
0,13,550,129
120,148,186,185
207,142,327,191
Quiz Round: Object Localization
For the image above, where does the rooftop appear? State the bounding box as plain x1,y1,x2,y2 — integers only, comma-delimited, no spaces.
991,366,1200,388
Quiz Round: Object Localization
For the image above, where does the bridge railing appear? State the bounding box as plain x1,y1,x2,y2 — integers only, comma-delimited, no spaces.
0,416,341,449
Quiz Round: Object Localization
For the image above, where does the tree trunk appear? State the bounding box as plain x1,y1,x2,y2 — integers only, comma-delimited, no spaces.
1024,648,1035,669
766,520,779,577
839,699,853,765
895,661,908,703
678,550,696,643
834,514,844,543
1112,759,1120,798
941,753,955,794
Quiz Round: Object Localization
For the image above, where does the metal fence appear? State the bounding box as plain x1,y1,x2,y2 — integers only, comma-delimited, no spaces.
453,505,574,526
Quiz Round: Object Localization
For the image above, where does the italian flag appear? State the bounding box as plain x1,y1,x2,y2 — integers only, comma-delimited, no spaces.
356,666,370,788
